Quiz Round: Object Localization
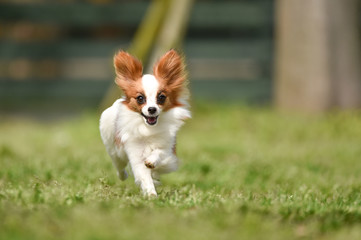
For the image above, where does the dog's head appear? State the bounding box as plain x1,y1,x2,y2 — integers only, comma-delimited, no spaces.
114,50,188,126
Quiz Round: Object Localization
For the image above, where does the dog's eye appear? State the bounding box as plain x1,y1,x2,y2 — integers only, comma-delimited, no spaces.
157,94,167,104
136,95,145,104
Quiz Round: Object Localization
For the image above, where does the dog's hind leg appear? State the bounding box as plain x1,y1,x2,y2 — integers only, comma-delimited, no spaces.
108,148,128,181
111,156,128,181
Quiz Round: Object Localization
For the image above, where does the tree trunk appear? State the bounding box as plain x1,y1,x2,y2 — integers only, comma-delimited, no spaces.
275,0,361,112
329,0,361,109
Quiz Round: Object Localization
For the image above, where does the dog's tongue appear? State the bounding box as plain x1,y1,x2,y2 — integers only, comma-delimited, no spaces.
147,117,157,124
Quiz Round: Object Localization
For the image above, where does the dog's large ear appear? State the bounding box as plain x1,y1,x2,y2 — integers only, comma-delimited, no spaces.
153,50,187,90
114,51,143,90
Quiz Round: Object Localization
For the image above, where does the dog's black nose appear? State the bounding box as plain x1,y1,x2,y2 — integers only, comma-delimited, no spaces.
148,107,157,114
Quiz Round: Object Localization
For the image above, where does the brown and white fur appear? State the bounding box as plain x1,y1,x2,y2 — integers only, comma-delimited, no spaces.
99,50,191,196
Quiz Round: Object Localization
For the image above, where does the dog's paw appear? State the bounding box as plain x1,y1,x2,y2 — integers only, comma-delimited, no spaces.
144,152,160,169
118,169,128,181
144,160,155,169
145,192,157,198
142,188,157,198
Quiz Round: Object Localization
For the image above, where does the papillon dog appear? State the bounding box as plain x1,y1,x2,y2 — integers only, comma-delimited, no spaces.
99,50,191,196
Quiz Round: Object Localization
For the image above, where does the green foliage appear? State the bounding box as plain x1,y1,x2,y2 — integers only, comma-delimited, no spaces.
1,103,361,239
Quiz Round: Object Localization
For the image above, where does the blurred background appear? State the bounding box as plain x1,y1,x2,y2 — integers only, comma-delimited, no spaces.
0,0,360,117
2,2,361,239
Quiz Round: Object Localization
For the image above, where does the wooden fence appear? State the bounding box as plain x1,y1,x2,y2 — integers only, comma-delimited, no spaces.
0,0,274,114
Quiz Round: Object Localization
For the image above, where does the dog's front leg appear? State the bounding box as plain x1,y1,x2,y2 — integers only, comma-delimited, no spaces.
144,149,178,174
126,151,157,196
144,149,162,169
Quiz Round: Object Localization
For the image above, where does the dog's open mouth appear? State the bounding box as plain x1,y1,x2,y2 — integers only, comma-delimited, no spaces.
142,114,158,126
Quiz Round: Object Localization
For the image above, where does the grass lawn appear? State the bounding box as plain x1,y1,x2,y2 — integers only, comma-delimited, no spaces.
1,102,361,239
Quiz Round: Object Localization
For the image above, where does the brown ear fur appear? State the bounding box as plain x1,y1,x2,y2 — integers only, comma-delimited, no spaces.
153,49,187,91
114,51,143,91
